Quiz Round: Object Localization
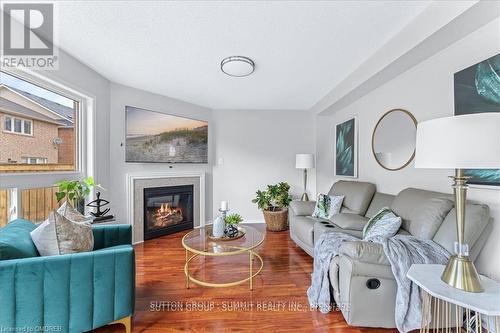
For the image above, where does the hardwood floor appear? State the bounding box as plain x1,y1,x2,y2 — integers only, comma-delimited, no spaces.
92,224,397,333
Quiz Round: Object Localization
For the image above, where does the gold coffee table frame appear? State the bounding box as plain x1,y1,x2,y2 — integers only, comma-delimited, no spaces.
181,226,264,290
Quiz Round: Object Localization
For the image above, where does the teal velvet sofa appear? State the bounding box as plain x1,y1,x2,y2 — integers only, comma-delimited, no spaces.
0,219,135,333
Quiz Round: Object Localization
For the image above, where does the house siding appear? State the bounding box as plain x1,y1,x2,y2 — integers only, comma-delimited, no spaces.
0,112,59,163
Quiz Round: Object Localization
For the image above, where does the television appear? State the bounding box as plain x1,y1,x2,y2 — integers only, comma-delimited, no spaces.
125,106,208,163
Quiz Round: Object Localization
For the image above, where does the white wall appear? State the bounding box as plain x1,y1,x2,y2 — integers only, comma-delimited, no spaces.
108,83,214,223
315,18,500,280
212,110,315,222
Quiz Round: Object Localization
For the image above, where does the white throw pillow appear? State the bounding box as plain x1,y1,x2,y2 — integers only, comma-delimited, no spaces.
30,211,94,256
312,194,344,219
363,208,402,240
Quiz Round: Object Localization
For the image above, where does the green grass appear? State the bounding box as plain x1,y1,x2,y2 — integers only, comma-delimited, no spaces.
159,126,208,144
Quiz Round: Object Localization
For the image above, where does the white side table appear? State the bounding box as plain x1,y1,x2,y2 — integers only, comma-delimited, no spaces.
407,264,500,333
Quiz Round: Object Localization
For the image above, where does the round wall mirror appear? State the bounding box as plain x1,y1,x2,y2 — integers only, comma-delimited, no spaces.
372,109,417,171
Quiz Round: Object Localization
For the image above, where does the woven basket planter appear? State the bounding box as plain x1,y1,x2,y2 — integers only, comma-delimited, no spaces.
262,208,288,232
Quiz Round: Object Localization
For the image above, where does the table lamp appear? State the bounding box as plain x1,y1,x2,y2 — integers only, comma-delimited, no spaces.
296,154,315,201
415,113,500,292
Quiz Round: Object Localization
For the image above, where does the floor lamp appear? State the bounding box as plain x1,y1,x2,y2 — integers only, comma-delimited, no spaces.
415,113,500,292
296,154,315,201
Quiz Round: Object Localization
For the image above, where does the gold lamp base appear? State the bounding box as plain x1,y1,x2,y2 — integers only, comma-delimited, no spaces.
441,255,483,293
300,192,309,201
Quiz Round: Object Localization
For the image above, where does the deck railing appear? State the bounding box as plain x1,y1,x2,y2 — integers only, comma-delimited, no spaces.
0,187,61,225
0,164,75,173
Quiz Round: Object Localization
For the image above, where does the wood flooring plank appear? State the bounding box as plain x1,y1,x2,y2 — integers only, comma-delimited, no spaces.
92,224,398,333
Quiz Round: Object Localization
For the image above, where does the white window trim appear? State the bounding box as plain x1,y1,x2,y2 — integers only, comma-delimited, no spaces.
3,116,33,136
0,68,96,191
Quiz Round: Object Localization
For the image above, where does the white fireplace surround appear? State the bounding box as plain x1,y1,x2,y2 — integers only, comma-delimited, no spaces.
126,171,206,244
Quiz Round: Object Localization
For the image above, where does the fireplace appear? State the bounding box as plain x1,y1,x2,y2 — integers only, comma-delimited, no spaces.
143,185,194,240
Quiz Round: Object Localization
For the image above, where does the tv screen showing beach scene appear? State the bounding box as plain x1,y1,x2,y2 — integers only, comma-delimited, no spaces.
126,106,208,163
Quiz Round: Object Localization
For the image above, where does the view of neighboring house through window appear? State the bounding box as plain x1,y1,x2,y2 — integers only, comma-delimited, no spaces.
0,72,78,171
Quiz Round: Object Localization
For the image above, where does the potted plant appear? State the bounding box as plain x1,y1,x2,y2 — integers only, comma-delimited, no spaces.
252,182,292,231
224,213,243,237
55,176,99,214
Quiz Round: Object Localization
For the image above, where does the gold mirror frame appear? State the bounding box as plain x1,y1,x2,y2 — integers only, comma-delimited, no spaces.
371,109,418,171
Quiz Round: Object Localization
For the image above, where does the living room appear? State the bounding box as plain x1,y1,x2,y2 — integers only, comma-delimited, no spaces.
0,1,499,332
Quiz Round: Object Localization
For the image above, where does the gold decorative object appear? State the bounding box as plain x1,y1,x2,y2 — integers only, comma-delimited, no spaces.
371,109,417,171
415,113,500,292
182,224,264,290
109,315,132,333
440,169,483,292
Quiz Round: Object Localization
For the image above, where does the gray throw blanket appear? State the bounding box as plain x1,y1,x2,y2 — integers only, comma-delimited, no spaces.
307,232,449,333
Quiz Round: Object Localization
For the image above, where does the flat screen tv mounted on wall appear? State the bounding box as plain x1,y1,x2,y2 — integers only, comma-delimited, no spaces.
125,106,208,163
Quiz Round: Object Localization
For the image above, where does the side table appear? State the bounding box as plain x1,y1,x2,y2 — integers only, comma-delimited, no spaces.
407,264,500,333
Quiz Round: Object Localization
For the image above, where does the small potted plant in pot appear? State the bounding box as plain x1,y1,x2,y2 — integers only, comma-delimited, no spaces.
55,176,99,214
224,213,243,238
252,182,292,231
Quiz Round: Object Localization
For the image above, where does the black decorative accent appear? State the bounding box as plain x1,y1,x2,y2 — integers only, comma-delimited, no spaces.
366,278,381,289
87,192,113,220
224,225,239,238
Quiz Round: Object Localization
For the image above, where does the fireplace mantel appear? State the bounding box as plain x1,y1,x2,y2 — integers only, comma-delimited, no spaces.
125,171,206,243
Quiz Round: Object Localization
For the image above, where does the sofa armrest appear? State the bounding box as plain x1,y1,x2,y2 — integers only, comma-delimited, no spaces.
0,245,135,332
289,201,316,216
339,241,390,266
92,224,132,250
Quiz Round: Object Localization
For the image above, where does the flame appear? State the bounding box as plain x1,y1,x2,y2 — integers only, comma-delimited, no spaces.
156,203,182,216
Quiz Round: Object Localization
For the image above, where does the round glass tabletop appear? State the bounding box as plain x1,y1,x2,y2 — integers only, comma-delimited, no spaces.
182,224,265,255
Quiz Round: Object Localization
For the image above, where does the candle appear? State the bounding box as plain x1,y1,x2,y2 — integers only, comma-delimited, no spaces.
220,201,228,211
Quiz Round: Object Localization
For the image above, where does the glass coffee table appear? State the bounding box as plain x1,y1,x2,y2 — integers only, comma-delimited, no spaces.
182,224,265,290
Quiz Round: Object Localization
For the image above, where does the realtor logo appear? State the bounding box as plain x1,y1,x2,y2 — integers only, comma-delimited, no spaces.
1,3,58,69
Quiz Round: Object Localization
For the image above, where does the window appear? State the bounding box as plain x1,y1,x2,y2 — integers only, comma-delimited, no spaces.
4,116,32,135
0,71,79,172
22,157,48,164
4,117,11,131
0,71,94,225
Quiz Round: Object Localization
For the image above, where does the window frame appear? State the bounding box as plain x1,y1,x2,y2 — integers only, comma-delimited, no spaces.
0,68,96,190
3,116,33,136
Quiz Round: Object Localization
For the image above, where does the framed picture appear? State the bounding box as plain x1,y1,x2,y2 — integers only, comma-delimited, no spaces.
454,53,500,186
125,106,208,163
334,116,357,178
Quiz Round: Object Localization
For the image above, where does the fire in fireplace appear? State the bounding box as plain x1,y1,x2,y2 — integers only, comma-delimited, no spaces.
144,185,194,240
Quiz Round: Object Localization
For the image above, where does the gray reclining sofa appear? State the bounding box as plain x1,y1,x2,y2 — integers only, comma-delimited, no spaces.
289,180,492,328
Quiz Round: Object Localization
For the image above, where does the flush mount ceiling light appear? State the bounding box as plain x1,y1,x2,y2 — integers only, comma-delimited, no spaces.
220,56,255,77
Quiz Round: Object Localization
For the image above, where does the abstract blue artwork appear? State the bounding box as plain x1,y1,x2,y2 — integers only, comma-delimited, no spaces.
335,117,357,177
454,53,500,186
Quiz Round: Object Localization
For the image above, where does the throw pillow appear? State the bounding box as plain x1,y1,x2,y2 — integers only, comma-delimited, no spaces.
57,201,92,223
312,194,344,219
0,219,39,260
30,211,94,256
363,207,402,240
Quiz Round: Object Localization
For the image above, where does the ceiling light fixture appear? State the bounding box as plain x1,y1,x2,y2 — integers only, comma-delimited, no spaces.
221,56,255,77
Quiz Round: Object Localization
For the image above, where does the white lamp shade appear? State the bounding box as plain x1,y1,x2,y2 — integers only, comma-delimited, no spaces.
296,154,315,169
415,113,500,169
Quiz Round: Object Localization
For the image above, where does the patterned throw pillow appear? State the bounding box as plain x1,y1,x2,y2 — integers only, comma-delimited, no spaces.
30,211,94,256
57,201,93,223
312,194,344,219
363,207,402,240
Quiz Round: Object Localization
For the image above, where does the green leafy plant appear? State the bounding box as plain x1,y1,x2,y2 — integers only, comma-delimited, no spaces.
55,176,99,205
224,213,243,225
252,182,293,212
